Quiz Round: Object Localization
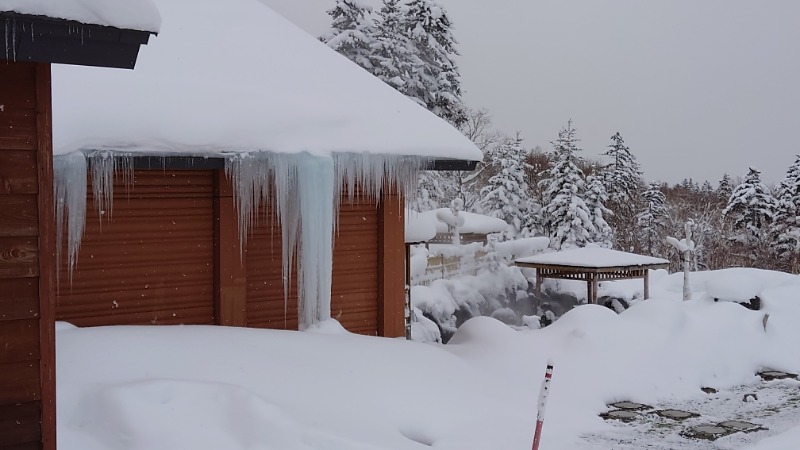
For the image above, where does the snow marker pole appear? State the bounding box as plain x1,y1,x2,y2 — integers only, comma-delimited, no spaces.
532,360,554,450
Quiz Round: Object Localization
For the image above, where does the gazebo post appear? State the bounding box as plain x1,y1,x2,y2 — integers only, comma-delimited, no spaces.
535,269,543,308
643,270,650,300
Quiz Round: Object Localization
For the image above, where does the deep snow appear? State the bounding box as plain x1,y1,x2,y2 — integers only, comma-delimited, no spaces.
57,268,800,449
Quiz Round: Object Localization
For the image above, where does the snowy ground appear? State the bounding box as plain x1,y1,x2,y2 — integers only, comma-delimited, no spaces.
57,268,800,449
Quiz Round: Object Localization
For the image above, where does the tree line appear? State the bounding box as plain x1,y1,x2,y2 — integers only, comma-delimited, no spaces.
321,0,800,274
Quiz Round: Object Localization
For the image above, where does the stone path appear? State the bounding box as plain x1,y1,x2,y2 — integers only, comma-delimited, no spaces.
579,376,800,449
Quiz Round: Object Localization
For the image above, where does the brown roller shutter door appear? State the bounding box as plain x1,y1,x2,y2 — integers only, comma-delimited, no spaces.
246,194,380,335
56,170,216,326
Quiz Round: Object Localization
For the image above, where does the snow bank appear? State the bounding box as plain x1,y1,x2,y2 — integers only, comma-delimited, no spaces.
51,0,480,161
0,0,161,32
57,267,800,450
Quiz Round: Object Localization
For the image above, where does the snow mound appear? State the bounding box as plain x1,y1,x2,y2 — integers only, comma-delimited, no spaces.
705,267,792,302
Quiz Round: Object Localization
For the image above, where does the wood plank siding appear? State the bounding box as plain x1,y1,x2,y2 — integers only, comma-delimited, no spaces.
56,170,216,326
55,169,406,337
0,61,55,450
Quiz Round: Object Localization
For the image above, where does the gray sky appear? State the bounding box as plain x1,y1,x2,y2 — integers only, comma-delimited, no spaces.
262,0,799,185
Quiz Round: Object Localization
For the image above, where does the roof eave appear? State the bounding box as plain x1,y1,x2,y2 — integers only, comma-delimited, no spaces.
0,12,154,69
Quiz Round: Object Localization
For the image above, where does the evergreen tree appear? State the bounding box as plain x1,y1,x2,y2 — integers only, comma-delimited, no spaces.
480,134,536,236
539,121,594,250
585,174,614,248
722,167,776,245
636,182,669,256
403,0,466,126
369,0,417,93
320,0,376,71
771,155,800,271
717,173,734,203
601,132,642,251
602,132,643,208
411,171,445,211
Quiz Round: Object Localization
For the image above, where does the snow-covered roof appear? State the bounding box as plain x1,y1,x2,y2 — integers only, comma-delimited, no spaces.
516,247,670,269
405,210,438,243
51,0,481,161
0,0,161,33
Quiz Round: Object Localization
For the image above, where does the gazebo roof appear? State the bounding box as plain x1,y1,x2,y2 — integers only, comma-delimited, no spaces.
516,247,669,271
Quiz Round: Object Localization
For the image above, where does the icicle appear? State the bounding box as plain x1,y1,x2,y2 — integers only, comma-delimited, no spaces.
296,155,335,327
227,151,427,329
4,19,9,61
87,151,133,223
11,18,16,62
54,153,88,284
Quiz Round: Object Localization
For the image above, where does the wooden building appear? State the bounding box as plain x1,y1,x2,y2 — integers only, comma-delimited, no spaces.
0,7,156,450
49,0,481,339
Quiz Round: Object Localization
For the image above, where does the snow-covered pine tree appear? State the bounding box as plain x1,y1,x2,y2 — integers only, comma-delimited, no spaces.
410,171,445,211
722,167,776,246
403,0,466,126
601,132,642,250
479,134,536,236
369,0,417,93
539,121,595,250
602,132,643,208
585,175,614,248
771,155,800,271
320,0,376,71
635,182,669,257
717,173,734,204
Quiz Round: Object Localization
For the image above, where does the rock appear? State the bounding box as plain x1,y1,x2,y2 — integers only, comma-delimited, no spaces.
608,401,652,411
701,387,717,394
758,370,799,381
718,420,765,433
682,425,731,441
742,393,758,402
600,410,639,422
654,409,700,420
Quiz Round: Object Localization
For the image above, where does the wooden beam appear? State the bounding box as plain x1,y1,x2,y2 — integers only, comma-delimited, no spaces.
377,189,404,338
35,62,56,450
213,170,247,327
535,268,543,309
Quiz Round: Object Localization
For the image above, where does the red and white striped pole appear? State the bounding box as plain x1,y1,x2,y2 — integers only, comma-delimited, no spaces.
532,360,554,450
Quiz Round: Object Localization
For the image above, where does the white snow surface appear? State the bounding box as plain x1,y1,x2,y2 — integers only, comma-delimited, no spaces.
51,0,480,161
58,268,800,450
517,246,670,268
0,0,160,32
405,209,438,243
413,208,510,235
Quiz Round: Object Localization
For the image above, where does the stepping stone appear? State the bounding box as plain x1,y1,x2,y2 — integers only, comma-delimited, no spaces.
600,410,639,422
758,370,798,381
654,409,699,421
682,425,732,441
608,401,652,411
718,420,765,433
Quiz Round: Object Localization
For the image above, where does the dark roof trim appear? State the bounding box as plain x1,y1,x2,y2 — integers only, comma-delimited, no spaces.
132,156,225,170
1,12,153,69
425,158,479,171
130,156,480,172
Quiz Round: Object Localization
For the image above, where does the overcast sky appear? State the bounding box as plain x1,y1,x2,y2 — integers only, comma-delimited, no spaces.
261,0,799,185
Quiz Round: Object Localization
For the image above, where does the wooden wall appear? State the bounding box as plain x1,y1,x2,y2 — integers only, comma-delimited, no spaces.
0,62,55,450
55,169,407,337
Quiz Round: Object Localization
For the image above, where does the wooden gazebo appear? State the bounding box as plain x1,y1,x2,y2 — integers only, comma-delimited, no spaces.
515,247,670,304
